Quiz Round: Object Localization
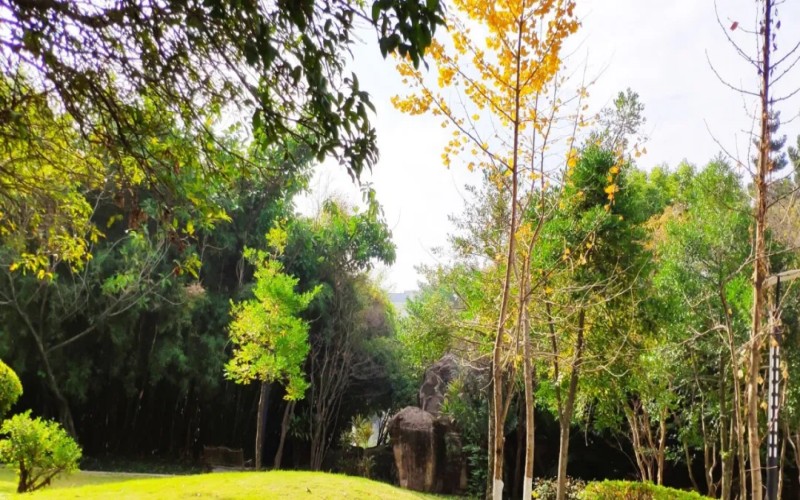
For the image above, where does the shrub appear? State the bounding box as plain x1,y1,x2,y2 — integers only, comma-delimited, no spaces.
0,411,82,492
533,477,587,499
580,480,710,500
0,359,22,417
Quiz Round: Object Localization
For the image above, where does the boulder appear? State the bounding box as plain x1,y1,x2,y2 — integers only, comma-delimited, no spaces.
388,407,436,492
389,354,468,495
418,354,459,416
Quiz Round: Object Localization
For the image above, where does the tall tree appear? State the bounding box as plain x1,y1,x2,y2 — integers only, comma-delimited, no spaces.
393,1,580,496
713,3,800,497
224,250,320,470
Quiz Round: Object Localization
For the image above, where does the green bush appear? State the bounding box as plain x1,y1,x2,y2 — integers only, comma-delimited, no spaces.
580,480,710,499
0,411,82,492
0,359,22,417
533,476,587,499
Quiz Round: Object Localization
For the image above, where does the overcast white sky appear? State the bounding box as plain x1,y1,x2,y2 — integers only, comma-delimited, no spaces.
297,0,800,293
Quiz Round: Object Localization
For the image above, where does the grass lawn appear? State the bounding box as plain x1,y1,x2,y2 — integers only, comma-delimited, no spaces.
0,467,445,499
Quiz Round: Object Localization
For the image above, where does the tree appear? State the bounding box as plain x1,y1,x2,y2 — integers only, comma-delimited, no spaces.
278,199,396,470
535,143,649,498
225,249,320,470
393,1,580,496
711,3,800,496
0,411,82,493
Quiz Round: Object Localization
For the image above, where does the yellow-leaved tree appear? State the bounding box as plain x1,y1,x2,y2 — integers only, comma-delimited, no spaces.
393,1,581,498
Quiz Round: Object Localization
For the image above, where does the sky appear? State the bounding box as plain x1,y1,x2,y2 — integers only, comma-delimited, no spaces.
297,0,800,293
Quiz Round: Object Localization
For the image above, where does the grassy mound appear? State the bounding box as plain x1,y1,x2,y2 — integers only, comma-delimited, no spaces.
0,468,443,499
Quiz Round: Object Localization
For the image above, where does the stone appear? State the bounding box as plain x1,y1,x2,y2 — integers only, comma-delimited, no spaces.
388,407,436,492
389,354,468,495
418,354,459,416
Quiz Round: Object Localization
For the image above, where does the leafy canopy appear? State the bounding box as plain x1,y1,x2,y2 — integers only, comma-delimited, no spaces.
225,250,321,400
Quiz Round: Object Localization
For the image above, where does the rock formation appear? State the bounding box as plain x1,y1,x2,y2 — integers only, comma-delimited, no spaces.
388,354,467,495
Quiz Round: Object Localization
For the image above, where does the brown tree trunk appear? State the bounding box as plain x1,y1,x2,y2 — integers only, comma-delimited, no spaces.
656,407,667,486
513,400,523,500
522,311,535,500
274,400,295,469
556,310,584,500
719,356,732,500
490,30,523,500
254,382,271,470
748,2,773,498
684,441,700,493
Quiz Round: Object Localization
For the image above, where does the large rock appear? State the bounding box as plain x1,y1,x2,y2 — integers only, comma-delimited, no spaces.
388,407,436,492
390,354,468,495
418,354,459,416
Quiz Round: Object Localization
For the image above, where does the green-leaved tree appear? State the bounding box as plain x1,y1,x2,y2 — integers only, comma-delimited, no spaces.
225,249,320,469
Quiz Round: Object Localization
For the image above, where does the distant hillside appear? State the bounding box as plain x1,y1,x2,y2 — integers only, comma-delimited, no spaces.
388,290,417,317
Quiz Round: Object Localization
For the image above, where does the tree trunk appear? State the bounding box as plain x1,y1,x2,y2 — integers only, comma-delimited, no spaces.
556,310,584,500
487,398,496,500
522,312,535,500
722,286,748,497
748,2,773,498
254,382,271,470
274,401,295,469
683,441,700,493
656,408,667,485
513,400,523,500
490,10,527,498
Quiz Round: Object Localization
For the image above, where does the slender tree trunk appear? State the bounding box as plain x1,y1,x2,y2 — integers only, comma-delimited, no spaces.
254,382,271,470
748,2,773,498
486,398,495,500
684,441,700,493
720,356,732,500
274,401,295,469
556,310,585,500
513,400,523,500
778,433,786,500
656,408,667,485
490,22,524,499
626,404,649,482
722,287,748,497
522,311,535,500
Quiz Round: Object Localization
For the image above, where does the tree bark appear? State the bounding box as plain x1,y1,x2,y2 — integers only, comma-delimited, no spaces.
748,2,773,498
254,382,271,470
522,311,535,500
274,400,295,469
490,16,524,496
656,407,667,486
719,356,732,500
556,309,584,500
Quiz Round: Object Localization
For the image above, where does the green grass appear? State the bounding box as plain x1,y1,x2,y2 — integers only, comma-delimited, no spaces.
0,467,445,499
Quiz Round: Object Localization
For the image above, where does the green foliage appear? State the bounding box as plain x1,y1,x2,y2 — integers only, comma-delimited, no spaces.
2,0,444,185
225,252,321,400
0,360,21,418
440,372,489,497
533,477,587,499
0,411,82,493
340,414,375,478
580,480,710,500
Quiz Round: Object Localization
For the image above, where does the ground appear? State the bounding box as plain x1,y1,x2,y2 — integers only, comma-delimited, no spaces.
0,468,445,499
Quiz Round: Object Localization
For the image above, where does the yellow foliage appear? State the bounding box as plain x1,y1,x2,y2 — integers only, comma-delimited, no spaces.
392,0,580,176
